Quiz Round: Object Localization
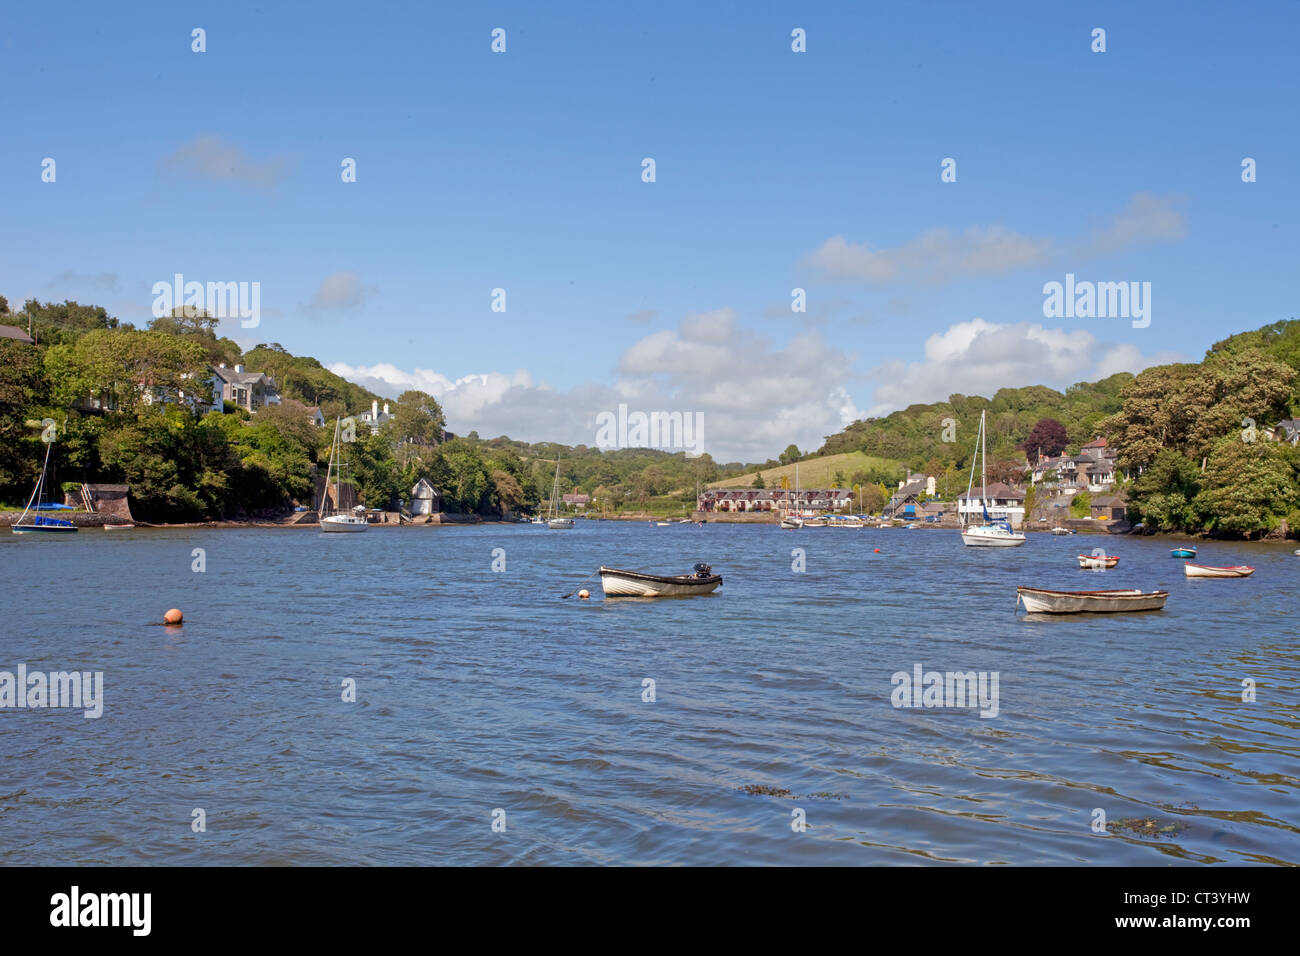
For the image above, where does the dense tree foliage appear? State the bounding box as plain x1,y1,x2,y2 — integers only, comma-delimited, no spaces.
1101,325,1300,535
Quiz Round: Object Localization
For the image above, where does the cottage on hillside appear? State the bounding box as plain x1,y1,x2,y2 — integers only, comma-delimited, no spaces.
212,364,281,413
957,482,1027,527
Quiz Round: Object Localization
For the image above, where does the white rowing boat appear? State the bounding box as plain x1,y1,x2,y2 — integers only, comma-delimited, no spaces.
1016,586,1168,614
1077,554,1119,569
599,564,722,597
1183,563,1255,578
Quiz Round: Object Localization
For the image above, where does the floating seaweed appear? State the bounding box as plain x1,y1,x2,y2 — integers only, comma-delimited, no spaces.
738,785,793,798
737,785,847,800
1112,816,1188,838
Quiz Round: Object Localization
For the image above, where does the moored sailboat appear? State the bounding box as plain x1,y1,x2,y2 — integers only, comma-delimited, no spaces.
960,410,1025,547
320,417,368,533
12,431,78,535
547,457,574,529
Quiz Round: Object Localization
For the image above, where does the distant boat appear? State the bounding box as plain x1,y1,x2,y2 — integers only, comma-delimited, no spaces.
803,515,828,528
961,410,1026,547
655,521,672,527
12,434,77,535
1170,547,1197,559
599,563,722,597
829,515,864,528
546,457,574,529
1184,563,1255,578
320,417,368,533
1017,586,1168,614
780,516,803,529
1050,526,1074,535
905,522,920,529
1077,554,1119,569
103,523,136,530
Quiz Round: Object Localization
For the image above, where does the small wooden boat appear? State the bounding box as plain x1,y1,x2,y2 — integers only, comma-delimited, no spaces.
1016,586,1168,614
655,521,672,527
103,523,136,530
1184,563,1255,578
1170,547,1197,559
1077,554,1119,569
803,516,828,528
599,563,722,597
829,515,865,528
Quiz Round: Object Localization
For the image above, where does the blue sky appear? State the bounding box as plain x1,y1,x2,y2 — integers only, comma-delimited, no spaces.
2,1,1296,461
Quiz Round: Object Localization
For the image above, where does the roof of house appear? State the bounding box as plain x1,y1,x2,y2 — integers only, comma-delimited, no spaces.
213,366,276,387
411,478,439,496
1090,494,1126,507
958,482,1025,500
0,325,35,344
1081,437,1108,449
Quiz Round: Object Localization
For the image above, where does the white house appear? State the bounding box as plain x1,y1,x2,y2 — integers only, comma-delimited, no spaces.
409,477,440,515
356,400,392,434
957,482,1027,528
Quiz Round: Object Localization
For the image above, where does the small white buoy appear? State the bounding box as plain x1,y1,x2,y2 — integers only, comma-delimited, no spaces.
578,589,590,600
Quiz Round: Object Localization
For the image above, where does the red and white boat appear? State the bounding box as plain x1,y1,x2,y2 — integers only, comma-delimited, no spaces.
1183,563,1255,578
1077,554,1119,569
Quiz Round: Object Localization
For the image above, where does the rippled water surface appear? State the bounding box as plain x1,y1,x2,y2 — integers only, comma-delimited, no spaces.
1,522,1297,865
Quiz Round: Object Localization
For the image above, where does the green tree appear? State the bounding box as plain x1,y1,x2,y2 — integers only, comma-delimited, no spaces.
1194,436,1300,535
1069,491,1092,519
1127,449,1202,531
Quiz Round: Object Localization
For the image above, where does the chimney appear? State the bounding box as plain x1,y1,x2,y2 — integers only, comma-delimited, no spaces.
382,402,389,415
218,362,226,369
234,364,244,374
372,400,379,420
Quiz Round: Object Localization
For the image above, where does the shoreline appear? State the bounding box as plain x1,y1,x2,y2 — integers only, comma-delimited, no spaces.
1,510,1291,542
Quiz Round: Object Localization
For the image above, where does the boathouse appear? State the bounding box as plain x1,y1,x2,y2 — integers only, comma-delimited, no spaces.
409,478,441,515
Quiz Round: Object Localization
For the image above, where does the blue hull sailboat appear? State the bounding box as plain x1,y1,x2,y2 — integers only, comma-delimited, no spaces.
12,433,78,534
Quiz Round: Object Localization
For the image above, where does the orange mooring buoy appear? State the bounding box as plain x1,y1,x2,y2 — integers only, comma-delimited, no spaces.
164,608,183,625
873,548,880,553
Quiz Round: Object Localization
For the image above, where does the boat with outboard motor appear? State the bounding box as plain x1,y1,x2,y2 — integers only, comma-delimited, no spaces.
599,563,722,597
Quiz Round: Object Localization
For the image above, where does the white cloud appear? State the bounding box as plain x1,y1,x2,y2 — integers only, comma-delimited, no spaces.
309,271,374,310
1078,193,1186,257
329,311,860,462
163,134,288,190
803,227,1051,285
802,193,1186,288
865,318,1183,414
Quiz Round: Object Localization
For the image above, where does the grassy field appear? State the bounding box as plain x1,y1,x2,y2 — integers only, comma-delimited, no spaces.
705,452,906,490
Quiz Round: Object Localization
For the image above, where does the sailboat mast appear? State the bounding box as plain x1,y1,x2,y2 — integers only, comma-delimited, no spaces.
980,409,987,509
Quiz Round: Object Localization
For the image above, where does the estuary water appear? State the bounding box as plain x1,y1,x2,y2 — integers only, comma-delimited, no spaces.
1,522,1297,865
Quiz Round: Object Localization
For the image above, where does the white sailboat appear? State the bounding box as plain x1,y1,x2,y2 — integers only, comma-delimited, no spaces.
960,409,1026,547
547,458,574,529
320,417,368,533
